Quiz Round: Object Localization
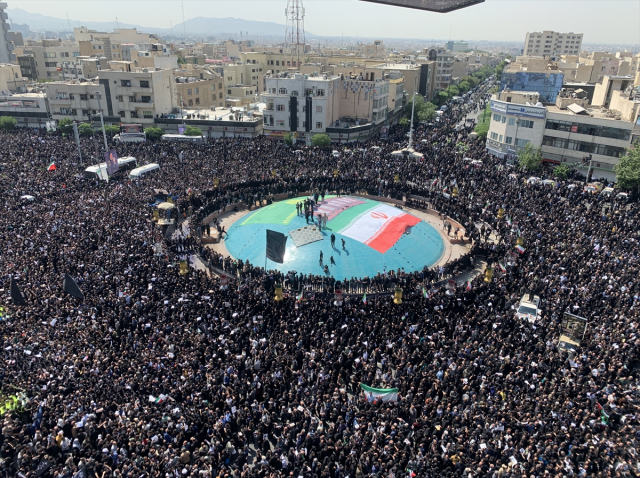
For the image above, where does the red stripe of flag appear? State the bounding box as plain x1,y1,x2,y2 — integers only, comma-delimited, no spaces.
366,214,421,253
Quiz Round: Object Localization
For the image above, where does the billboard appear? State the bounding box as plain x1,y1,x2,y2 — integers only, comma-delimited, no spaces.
120,124,143,134
558,311,588,353
359,0,484,12
490,100,546,120
105,149,119,175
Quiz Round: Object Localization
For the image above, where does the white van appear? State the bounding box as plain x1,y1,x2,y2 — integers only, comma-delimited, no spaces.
129,163,160,179
84,157,138,179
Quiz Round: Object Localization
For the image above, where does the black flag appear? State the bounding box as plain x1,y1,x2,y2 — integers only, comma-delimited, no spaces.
10,278,26,306
35,458,52,477
266,230,287,264
63,273,84,300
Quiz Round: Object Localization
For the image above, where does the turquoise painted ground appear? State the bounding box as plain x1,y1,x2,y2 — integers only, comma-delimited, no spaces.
225,197,445,280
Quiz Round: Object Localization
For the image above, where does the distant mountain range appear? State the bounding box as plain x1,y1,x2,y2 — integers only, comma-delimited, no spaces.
6,7,314,39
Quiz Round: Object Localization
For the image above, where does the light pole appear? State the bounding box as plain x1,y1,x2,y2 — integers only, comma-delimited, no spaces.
93,91,109,153
407,75,418,151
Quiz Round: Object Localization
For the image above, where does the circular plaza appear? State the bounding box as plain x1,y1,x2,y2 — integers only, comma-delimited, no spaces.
224,195,445,280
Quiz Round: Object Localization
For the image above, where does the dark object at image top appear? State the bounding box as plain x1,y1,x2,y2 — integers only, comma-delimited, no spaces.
360,0,484,12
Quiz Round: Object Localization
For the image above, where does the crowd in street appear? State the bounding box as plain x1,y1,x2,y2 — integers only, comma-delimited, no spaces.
0,78,639,478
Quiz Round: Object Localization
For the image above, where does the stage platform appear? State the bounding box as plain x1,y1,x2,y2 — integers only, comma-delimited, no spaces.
224,196,445,280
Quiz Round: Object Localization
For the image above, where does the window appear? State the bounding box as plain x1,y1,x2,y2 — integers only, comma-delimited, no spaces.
82,110,89,116
276,104,285,111
130,111,138,118
140,80,150,88
292,91,298,96
502,116,506,124
490,132,499,140
278,88,287,95
195,87,199,95
228,90,231,95
195,98,200,105
116,95,123,102
73,52,80,57
520,119,534,128
211,84,216,91
187,89,192,96
45,62,57,67
59,108,77,115
276,61,280,66
316,89,325,97
508,117,515,126
493,113,501,122
43,52,57,58
143,111,153,118
316,106,323,113
129,96,135,102
212,94,216,101
499,135,503,142
121,80,131,87
219,93,223,99
316,122,323,129
187,99,193,106
505,136,512,144
305,88,313,96
79,94,88,101
218,83,222,89
515,138,529,147
118,110,125,118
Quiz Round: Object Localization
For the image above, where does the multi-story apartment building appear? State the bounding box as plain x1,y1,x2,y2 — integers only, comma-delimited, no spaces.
337,76,390,125
175,75,225,109
422,48,454,91
357,40,386,59
500,58,564,103
445,40,470,52
523,31,583,59
17,55,37,80
44,80,119,123
262,72,340,138
0,63,26,93
223,62,266,94
0,2,13,63
0,92,49,128
226,85,257,108
58,58,106,81
485,91,634,182
24,39,81,80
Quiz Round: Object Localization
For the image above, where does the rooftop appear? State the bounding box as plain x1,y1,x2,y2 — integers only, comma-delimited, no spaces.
546,104,633,122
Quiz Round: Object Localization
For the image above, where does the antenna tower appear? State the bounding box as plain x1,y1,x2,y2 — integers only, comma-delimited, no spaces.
285,0,305,68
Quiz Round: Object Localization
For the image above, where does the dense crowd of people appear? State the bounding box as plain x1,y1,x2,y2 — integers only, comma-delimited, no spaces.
1,77,639,478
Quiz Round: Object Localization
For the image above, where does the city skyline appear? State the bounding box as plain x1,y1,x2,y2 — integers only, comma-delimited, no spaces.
9,0,640,45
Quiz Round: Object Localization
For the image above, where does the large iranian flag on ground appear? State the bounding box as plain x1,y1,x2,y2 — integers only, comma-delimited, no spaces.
360,383,399,402
339,204,421,253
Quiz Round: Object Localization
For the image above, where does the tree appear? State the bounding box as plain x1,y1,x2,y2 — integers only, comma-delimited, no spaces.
613,143,640,189
458,81,470,94
403,95,437,123
104,125,120,137
398,117,409,127
0,116,17,131
474,122,490,139
177,57,186,65
435,91,449,106
78,123,94,136
445,85,459,97
517,142,542,171
311,134,331,148
284,133,293,146
58,118,74,134
184,125,203,136
144,126,164,140
553,164,570,180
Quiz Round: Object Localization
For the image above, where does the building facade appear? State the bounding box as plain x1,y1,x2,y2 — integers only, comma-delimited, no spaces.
0,2,13,63
500,69,564,103
0,92,49,128
262,73,340,139
26,40,81,80
175,75,225,109
523,31,583,59
486,93,633,181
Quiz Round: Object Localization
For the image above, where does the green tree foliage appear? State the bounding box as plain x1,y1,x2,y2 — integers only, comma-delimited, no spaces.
144,127,164,140
398,117,409,127
444,85,459,97
78,123,95,136
0,116,17,131
517,142,542,171
435,91,450,106
613,143,640,189
553,164,570,180
184,125,203,136
474,104,491,139
311,134,331,148
104,125,120,137
458,81,471,94
403,95,437,123
58,118,74,134
284,133,293,146
495,60,508,81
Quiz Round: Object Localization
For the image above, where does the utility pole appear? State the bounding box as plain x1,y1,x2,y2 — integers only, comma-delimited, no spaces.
94,91,109,153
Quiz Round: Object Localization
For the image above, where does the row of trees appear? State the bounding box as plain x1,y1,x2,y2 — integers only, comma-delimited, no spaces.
57,119,203,140
284,133,331,148
515,141,640,191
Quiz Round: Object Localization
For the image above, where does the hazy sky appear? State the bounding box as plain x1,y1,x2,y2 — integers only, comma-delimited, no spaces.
13,0,640,45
